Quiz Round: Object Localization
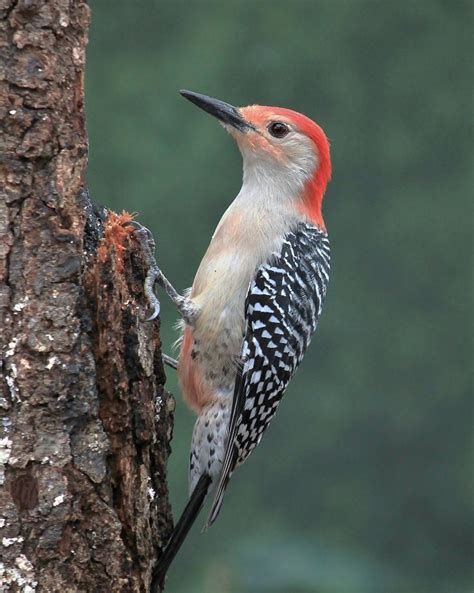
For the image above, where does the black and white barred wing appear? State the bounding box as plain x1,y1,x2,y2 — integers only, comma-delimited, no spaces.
207,223,330,527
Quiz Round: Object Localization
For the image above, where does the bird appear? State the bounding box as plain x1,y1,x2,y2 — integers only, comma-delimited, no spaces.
141,90,332,590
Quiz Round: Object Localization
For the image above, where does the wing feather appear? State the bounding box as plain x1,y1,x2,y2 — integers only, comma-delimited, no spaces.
206,223,330,527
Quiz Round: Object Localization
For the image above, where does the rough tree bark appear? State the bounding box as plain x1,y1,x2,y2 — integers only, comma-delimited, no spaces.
0,2,174,591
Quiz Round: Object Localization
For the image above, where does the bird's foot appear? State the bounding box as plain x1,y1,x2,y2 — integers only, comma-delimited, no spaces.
125,220,162,320
162,353,178,370
125,220,199,324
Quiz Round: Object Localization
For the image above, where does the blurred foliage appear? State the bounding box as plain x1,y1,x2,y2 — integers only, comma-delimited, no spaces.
86,1,472,592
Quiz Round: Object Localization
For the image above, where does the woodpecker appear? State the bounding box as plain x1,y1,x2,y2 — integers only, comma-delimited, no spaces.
144,90,332,589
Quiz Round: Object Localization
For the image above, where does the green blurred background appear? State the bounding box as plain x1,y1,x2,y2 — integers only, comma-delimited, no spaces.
86,1,472,592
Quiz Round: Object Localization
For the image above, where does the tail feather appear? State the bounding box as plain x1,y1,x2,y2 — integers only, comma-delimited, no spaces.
206,466,234,529
151,473,211,592
205,447,238,529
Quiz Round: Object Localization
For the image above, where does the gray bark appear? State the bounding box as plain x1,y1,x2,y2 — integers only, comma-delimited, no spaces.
0,2,173,591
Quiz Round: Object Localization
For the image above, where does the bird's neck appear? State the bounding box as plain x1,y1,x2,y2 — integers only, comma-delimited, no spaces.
239,155,326,231
298,180,326,230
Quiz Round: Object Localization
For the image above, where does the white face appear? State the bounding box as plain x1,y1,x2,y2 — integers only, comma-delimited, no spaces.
259,121,318,178
229,113,318,198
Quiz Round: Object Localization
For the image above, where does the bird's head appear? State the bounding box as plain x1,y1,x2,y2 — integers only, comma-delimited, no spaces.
181,90,331,229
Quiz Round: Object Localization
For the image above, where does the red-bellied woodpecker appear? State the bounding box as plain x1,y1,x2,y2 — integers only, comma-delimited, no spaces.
143,90,332,589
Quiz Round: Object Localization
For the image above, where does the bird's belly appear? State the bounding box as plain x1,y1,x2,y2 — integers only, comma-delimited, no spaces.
195,310,242,387
178,212,292,411
177,289,245,412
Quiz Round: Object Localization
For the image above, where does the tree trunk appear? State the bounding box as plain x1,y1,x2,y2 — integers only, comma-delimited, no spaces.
0,2,174,591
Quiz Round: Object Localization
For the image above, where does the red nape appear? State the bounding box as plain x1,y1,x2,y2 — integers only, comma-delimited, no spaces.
272,108,331,230
251,106,331,229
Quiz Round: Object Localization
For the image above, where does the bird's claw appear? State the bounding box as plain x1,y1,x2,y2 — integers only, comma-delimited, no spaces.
123,220,161,321
162,353,178,370
145,286,161,321
123,219,198,325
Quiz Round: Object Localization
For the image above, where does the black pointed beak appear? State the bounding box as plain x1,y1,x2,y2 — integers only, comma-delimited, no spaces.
180,90,254,133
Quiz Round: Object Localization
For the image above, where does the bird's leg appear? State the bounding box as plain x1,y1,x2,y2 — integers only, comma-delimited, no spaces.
162,353,178,370
125,221,199,324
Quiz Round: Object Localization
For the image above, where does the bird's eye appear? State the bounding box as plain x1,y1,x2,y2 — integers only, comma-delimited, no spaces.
268,121,289,138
